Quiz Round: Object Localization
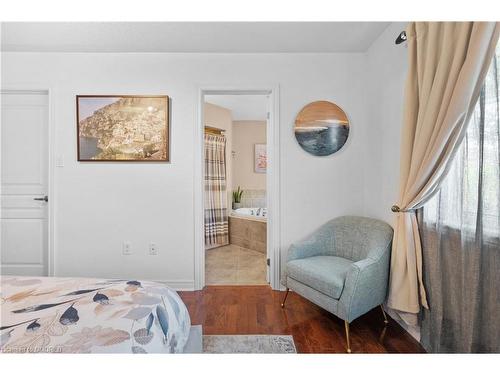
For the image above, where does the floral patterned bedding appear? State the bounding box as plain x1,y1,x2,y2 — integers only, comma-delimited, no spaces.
0,276,191,353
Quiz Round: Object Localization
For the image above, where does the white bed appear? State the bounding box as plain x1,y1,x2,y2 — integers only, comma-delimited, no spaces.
0,276,194,353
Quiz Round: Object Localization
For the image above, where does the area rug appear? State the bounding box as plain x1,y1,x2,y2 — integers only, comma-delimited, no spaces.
202,335,297,353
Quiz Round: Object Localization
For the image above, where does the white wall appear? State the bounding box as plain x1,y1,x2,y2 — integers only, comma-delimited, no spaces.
364,23,408,226
364,23,421,339
232,120,266,191
1,51,371,288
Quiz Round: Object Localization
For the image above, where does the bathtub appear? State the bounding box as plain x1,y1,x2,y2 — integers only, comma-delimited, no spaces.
231,207,267,221
229,208,267,254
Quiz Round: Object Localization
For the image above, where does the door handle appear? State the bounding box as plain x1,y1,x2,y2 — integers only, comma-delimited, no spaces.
34,196,48,202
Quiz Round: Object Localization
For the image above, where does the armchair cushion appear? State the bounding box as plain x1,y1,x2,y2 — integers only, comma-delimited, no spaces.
286,256,354,299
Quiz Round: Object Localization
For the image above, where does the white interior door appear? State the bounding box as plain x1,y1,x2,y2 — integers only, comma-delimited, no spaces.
1,90,49,276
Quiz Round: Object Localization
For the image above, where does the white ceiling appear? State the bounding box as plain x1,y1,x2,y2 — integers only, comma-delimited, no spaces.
205,95,268,121
1,22,390,53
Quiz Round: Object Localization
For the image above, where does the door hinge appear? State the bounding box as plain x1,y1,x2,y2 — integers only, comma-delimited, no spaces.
267,258,270,266
266,112,270,120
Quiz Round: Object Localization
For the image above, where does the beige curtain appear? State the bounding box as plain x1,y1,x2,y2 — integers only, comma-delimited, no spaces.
388,22,500,314
204,133,229,247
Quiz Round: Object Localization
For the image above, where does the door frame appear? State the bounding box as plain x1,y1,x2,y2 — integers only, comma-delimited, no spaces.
1,86,56,276
194,85,281,290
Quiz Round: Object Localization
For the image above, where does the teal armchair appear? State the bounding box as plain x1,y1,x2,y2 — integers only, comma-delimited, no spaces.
281,216,393,353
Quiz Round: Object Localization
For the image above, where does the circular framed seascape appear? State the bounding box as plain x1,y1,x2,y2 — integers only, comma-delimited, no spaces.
294,101,350,156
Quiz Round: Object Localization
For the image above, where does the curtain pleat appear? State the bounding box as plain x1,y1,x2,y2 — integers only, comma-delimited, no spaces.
204,134,229,247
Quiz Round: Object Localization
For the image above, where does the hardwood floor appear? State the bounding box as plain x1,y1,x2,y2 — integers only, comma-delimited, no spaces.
179,286,425,353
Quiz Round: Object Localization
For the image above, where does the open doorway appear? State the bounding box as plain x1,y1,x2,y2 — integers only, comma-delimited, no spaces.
204,94,268,285
194,85,281,290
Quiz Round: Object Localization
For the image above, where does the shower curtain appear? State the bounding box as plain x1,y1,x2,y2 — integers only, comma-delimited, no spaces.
204,133,229,247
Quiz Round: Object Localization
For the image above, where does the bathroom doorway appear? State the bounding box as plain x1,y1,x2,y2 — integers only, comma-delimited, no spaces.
204,94,267,285
194,88,280,290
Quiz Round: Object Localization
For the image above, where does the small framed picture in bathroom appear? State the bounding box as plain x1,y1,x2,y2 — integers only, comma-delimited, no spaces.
254,143,267,173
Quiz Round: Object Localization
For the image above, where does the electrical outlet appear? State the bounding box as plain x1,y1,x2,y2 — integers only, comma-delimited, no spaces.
149,242,158,255
122,241,132,255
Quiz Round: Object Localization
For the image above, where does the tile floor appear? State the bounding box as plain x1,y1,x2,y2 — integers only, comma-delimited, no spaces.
205,244,267,285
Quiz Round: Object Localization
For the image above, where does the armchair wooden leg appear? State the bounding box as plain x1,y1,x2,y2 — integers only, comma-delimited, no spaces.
380,305,388,325
344,321,351,353
280,288,290,308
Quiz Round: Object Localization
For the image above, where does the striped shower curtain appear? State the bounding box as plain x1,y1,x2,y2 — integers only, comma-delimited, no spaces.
204,133,229,247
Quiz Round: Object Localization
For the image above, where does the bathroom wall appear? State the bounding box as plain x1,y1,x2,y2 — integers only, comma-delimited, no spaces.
204,102,233,210
231,120,267,192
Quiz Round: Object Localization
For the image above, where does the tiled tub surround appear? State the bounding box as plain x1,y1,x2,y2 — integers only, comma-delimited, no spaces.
229,215,266,254
236,189,266,208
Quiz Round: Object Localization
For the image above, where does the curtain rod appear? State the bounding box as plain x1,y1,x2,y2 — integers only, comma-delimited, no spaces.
395,31,407,45
205,125,226,135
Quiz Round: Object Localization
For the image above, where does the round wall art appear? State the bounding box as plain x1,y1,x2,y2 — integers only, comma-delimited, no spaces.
294,100,350,156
